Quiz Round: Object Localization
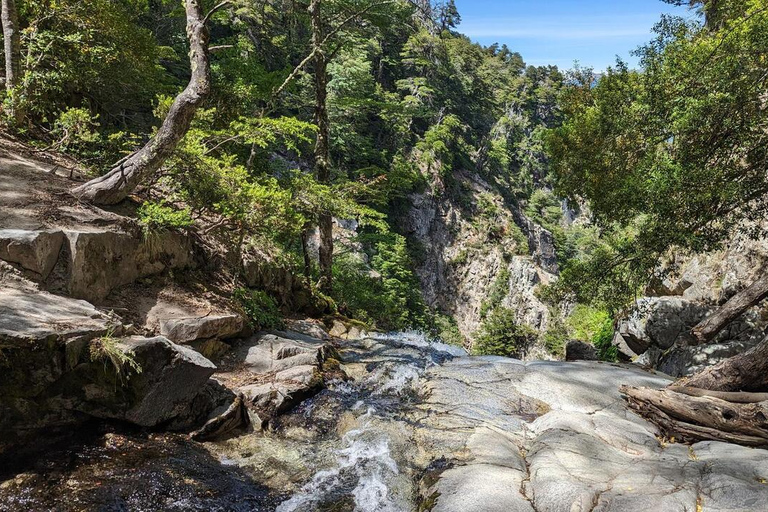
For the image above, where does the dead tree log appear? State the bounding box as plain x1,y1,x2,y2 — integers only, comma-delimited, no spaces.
71,0,212,205
680,335,768,392
691,273,768,344
621,385,768,447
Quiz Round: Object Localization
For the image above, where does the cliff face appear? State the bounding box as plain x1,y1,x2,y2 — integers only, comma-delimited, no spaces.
401,170,559,353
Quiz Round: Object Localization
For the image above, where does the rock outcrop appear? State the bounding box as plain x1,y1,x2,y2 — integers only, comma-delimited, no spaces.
216,331,343,428
616,226,768,375
415,358,768,512
0,280,220,453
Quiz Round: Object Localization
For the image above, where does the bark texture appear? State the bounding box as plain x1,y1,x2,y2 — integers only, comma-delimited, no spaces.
681,335,768,392
691,273,768,344
71,0,211,205
310,0,334,293
1,0,21,122
621,385,768,447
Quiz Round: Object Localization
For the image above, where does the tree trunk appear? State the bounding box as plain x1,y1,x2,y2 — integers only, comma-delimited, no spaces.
691,274,768,344
71,0,211,205
620,335,768,446
310,0,333,294
681,335,768,392
1,0,22,123
621,385,768,447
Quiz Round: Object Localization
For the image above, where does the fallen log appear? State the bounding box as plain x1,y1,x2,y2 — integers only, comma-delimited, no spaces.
620,385,768,447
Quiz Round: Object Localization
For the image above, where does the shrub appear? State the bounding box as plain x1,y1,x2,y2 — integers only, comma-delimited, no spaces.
473,307,537,359
233,288,284,331
592,316,618,362
542,313,568,357
89,328,142,383
137,201,194,234
479,268,510,319
430,313,465,347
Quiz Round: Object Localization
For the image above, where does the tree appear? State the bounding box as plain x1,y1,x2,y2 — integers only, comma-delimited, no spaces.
1,0,21,123
273,0,407,293
71,0,222,205
548,1,768,443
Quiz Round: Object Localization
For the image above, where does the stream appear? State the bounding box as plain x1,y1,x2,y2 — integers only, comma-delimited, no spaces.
0,333,466,512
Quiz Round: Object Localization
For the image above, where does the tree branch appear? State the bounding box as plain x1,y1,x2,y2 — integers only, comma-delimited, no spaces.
203,0,231,24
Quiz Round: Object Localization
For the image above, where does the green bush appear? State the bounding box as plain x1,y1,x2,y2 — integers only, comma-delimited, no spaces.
233,288,284,331
473,307,537,359
479,268,510,319
542,313,568,357
592,316,618,362
137,201,194,234
332,234,428,331
430,313,465,348
567,305,610,342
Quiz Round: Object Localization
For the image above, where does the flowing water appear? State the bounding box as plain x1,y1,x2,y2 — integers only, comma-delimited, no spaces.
215,332,466,512
0,333,465,511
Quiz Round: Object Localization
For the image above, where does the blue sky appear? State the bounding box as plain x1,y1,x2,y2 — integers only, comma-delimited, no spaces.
453,0,697,71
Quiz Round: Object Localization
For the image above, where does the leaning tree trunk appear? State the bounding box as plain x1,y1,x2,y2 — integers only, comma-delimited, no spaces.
71,0,211,205
1,0,22,123
691,273,768,344
310,0,334,294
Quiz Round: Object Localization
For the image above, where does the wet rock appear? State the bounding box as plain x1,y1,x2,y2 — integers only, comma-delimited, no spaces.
564,340,597,361
216,332,341,427
160,314,244,344
0,229,64,280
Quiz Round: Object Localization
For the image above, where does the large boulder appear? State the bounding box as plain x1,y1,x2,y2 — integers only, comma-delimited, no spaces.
67,336,217,427
0,229,65,280
565,340,598,361
615,297,763,360
160,314,244,344
0,283,219,453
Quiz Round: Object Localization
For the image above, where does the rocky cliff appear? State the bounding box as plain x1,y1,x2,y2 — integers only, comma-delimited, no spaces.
401,170,559,354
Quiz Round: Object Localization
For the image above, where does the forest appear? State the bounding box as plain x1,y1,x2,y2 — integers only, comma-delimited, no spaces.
0,0,767,510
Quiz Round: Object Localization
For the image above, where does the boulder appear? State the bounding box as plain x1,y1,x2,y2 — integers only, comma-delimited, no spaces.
0,284,220,452
70,336,217,427
0,229,64,280
329,320,348,338
565,340,598,361
217,331,342,427
160,314,244,344
285,318,331,341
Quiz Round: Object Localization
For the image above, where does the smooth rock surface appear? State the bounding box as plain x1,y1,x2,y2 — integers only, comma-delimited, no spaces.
414,359,768,512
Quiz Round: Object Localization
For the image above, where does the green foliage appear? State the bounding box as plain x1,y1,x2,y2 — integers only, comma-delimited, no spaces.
473,307,538,359
332,233,428,331
137,201,193,234
548,3,768,311
592,316,618,362
90,328,142,383
567,305,611,342
542,313,568,357
479,267,511,319
430,313,465,348
233,288,284,331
